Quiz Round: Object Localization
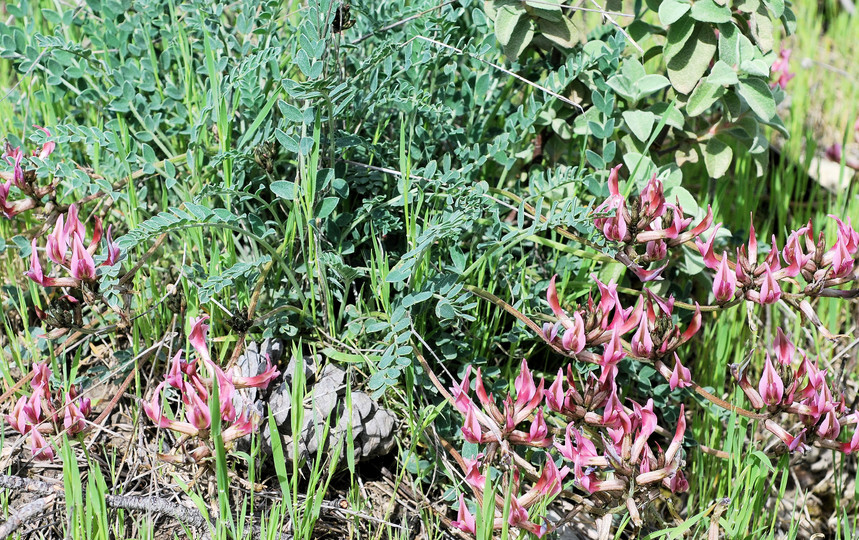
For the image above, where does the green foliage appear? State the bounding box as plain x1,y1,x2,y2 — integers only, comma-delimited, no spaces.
0,0,853,538
479,0,795,180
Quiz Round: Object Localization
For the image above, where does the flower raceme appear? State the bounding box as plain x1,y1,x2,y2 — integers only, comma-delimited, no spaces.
696,214,858,306
25,204,121,289
543,275,700,370
589,165,857,302
143,316,280,459
730,328,859,452
3,362,91,461
448,359,688,538
591,166,713,282
0,128,58,219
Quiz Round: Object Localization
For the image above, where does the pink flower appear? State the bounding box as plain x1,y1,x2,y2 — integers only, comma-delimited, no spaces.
669,354,692,390
103,225,121,266
667,469,689,493
765,420,807,453
630,399,657,462
449,365,472,415
29,430,55,461
230,354,280,389
757,264,781,305
713,251,736,303
662,203,693,239
513,360,544,423
64,204,86,242
770,48,794,89
63,392,89,435
69,235,96,281
507,496,530,527
825,235,854,278
561,312,586,353
645,239,667,261
165,351,188,389
5,396,33,434
532,457,568,498
593,164,628,242
840,414,859,453
630,262,668,282
773,328,794,366
664,404,686,464
545,368,565,413
759,353,784,406
461,403,483,444
695,223,723,270
6,146,23,188
527,408,550,446
182,383,212,431
46,215,68,264
817,409,841,440
599,330,625,384
222,411,257,442
639,173,665,221
143,382,201,437
474,367,494,409
451,494,476,534
829,215,859,254
602,384,630,431
463,454,486,490
631,314,653,357
25,239,45,285
33,126,56,160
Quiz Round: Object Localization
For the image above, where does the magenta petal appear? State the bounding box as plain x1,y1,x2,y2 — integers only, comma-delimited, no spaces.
758,353,784,406
25,239,45,285
451,494,476,534
70,235,96,281
189,315,213,365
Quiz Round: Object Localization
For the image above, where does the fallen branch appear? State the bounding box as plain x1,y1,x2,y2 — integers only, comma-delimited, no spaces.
0,495,56,539
0,473,293,540
0,473,209,531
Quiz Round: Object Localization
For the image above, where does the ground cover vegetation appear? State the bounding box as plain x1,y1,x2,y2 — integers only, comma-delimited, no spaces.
0,0,856,538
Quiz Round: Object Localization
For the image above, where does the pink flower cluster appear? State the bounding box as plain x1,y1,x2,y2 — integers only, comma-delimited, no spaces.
698,214,858,305
143,315,280,461
733,328,859,453
1,127,57,219
4,362,91,461
770,47,794,90
26,204,121,289
592,165,712,281
449,360,687,536
544,275,698,386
